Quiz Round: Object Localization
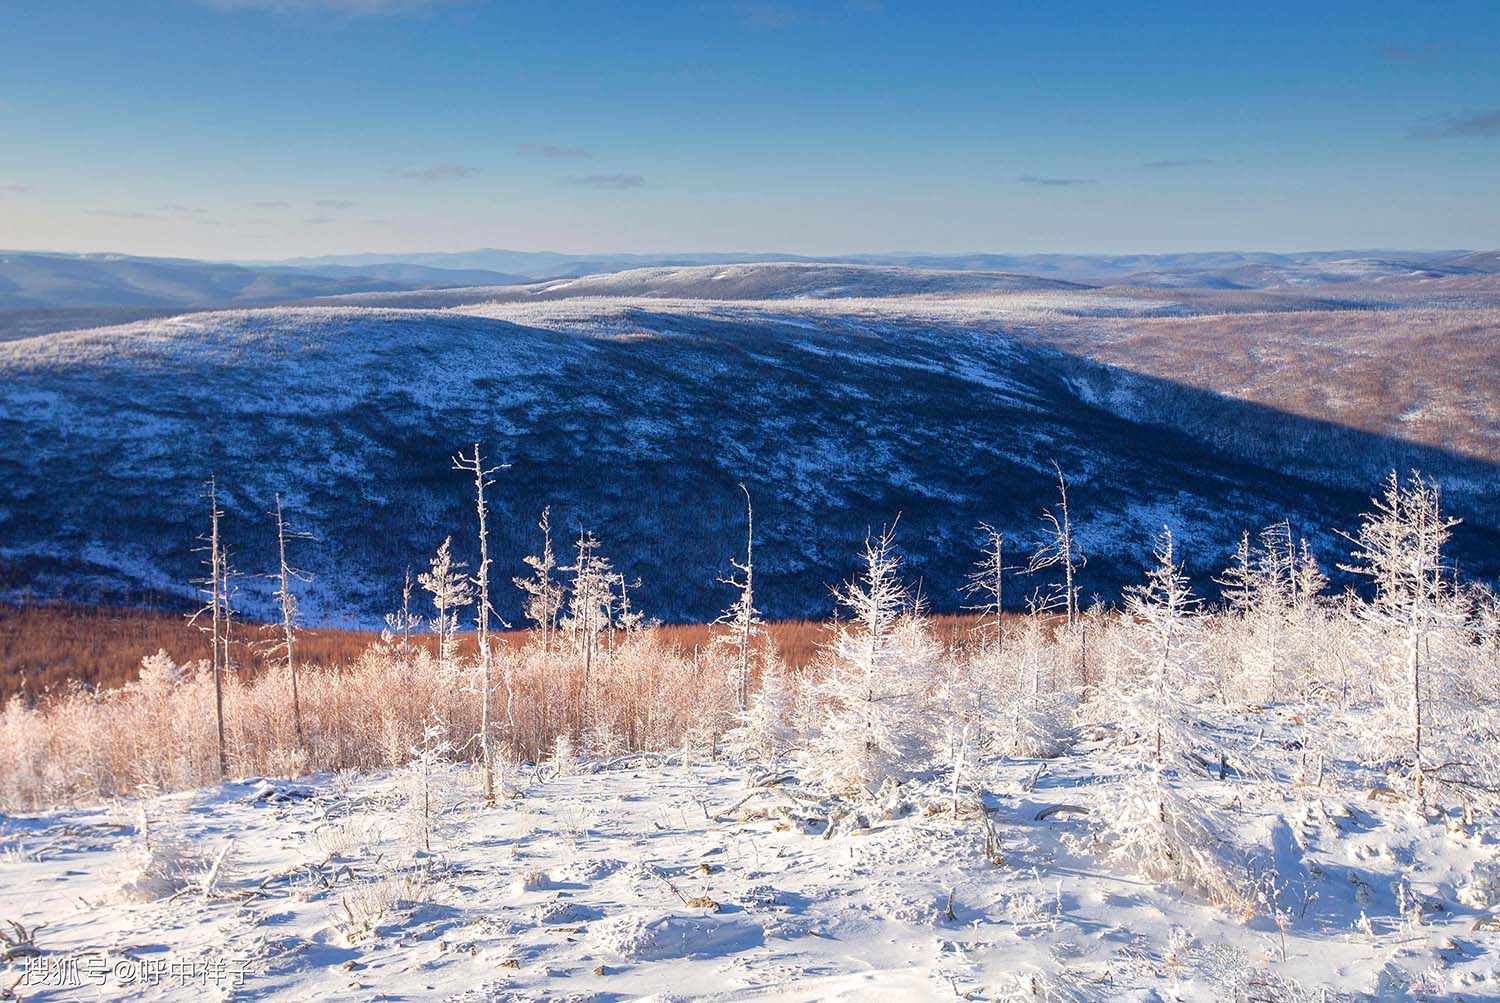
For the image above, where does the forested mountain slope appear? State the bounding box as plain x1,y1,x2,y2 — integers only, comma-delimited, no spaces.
1,267,1496,625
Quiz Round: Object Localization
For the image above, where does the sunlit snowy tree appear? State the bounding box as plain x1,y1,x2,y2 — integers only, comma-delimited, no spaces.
1119,526,1202,764
514,506,564,654
1339,471,1467,806
418,536,472,670
804,525,940,796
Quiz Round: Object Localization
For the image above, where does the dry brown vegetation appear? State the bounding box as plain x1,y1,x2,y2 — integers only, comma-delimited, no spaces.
0,603,997,702
1024,307,1500,464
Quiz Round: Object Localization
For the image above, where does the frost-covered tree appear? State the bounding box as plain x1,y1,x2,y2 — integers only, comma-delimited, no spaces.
382,566,423,653
1339,471,1466,806
418,536,472,669
402,714,453,852
271,493,313,747
722,660,795,764
1215,521,1327,702
610,573,647,652
1026,462,1084,626
514,506,564,653
962,522,1008,649
137,650,184,691
1119,526,1202,764
1293,536,1330,608
716,483,763,710
453,443,506,803
804,525,940,796
561,528,617,719
962,616,1075,760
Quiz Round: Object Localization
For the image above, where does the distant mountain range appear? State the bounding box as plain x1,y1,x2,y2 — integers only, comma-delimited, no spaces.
0,252,525,338
261,246,1500,287
4,247,1496,335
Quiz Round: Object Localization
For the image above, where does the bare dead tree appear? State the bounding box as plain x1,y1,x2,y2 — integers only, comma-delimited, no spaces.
962,522,1007,650
188,477,228,778
453,443,507,804
1026,461,1085,627
382,566,423,654
716,483,762,710
271,493,314,748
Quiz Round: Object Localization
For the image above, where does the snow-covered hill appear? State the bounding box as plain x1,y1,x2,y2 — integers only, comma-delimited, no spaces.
307,262,1087,310
1,277,1497,625
0,252,519,313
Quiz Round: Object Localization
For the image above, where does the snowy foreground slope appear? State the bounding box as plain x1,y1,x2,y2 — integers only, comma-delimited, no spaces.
4,707,1498,1002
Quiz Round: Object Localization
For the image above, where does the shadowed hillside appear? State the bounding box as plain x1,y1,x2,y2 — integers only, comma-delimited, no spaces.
1,269,1497,627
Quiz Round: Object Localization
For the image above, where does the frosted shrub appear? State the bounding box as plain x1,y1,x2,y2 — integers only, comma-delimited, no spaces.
401,716,454,852
333,866,430,944
998,688,1075,760
722,662,796,764
1095,770,1253,916
548,732,579,778
114,808,208,903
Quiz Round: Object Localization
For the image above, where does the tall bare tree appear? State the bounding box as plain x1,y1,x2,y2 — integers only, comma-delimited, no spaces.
1026,461,1084,626
453,443,506,804
716,483,762,710
271,493,313,748
962,522,1007,649
189,477,229,778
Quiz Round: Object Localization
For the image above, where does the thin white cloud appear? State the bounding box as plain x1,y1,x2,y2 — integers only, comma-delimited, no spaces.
1409,109,1500,139
1017,174,1095,187
736,2,800,30
563,174,647,190
1143,158,1214,169
196,0,448,15
392,163,480,181
315,198,360,208
519,144,592,159
85,208,159,219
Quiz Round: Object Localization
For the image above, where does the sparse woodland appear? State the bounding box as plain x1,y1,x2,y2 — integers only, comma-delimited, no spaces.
3,464,1500,999
3,466,1496,823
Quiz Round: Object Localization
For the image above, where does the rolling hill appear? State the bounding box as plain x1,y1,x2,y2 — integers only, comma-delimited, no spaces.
0,251,524,339
1,263,1496,627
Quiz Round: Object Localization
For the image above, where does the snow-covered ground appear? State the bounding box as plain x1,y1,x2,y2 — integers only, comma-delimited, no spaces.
4,704,1497,1002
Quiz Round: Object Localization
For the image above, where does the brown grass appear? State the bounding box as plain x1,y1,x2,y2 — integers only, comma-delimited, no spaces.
0,603,1005,701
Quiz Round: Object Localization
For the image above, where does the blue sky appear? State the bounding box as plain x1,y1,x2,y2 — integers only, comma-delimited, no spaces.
1,0,1497,258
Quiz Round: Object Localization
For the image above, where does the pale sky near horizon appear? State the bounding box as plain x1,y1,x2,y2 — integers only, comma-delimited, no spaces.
1,0,1497,260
